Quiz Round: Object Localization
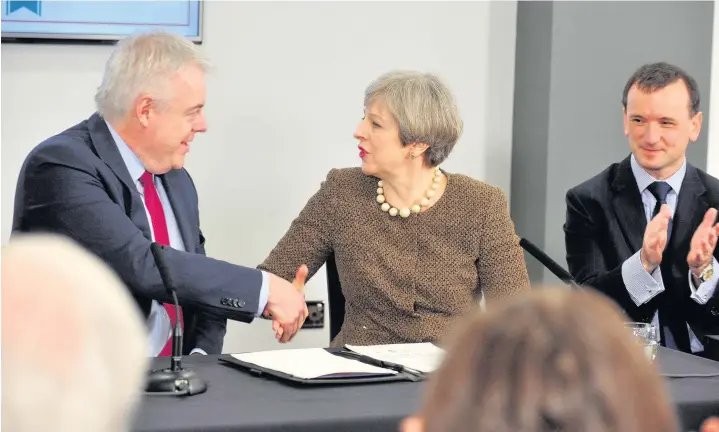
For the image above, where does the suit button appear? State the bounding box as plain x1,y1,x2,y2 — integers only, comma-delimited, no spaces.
238,300,246,307
221,298,228,306
711,308,718,316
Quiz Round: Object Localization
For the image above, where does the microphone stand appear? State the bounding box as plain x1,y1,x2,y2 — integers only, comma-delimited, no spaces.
519,237,582,290
145,243,207,396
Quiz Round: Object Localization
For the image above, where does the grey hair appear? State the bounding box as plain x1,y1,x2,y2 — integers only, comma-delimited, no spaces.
364,71,463,166
95,30,209,120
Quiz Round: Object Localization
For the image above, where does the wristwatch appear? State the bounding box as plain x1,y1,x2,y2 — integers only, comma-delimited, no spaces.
696,262,714,283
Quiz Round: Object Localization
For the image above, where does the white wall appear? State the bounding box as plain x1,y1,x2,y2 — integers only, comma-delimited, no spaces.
709,0,719,177
1,1,518,353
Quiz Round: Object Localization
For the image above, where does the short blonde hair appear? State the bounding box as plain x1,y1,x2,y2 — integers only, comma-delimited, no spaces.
95,30,209,120
364,71,463,166
2,234,149,432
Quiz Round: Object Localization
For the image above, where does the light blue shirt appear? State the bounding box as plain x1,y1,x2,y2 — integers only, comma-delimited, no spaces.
106,122,269,356
622,154,718,353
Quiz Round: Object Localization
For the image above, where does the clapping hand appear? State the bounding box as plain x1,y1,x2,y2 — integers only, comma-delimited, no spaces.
640,204,672,272
687,208,719,276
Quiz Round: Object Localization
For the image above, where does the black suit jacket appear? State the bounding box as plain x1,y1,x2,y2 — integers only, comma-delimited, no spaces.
12,113,263,354
564,156,719,344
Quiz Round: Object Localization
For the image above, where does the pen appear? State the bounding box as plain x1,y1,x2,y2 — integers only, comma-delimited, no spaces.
342,352,423,376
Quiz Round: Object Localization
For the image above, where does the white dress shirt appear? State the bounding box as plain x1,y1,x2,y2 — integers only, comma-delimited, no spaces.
621,154,718,353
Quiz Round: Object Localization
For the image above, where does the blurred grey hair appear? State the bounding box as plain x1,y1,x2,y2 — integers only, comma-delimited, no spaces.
2,234,148,432
95,30,209,120
364,71,463,166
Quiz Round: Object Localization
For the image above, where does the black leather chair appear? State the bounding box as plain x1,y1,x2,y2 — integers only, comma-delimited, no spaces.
325,253,345,342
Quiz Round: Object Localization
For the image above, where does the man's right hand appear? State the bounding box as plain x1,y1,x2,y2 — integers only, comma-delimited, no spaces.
263,266,309,343
641,204,672,273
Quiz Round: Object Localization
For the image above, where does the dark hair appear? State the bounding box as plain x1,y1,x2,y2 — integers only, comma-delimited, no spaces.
622,62,700,116
417,288,678,432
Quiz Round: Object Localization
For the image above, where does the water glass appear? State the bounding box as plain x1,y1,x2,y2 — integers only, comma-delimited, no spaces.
625,322,658,362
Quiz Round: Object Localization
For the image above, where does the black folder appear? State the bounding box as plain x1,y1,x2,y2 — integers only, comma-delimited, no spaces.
218,349,424,386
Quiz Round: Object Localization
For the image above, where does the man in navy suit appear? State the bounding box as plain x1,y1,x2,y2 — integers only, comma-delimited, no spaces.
12,31,308,355
564,62,719,360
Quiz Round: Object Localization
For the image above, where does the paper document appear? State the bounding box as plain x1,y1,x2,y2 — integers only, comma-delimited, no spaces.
232,348,397,380
344,343,446,374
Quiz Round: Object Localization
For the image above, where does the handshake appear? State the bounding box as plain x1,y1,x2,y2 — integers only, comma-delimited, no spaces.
262,265,310,343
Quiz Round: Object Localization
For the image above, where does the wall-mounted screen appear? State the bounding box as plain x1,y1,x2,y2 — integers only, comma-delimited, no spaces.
1,1,202,43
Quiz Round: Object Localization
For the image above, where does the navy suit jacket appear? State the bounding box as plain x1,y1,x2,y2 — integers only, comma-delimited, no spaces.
12,113,263,354
564,156,719,344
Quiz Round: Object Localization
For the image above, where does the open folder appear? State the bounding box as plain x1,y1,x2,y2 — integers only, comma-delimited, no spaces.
219,343,445,386
343,342,445,374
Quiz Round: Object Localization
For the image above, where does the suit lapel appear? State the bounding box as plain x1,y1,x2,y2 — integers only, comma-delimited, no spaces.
87,113,153,239
160,171,195,250
611,157,647,252
87,113,137,194
670,164,708,253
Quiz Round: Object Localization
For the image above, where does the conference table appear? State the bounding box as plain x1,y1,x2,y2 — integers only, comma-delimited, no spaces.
133,347,719,432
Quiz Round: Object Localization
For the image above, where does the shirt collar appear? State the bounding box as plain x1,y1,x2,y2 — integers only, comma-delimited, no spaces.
630,153,686,194
105,120,146,183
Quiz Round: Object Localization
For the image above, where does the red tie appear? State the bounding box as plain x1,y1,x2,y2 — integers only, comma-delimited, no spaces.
140,171,183,357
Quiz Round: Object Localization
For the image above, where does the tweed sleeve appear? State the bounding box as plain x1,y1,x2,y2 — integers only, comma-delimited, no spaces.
257,169,337,282
475,186,531,303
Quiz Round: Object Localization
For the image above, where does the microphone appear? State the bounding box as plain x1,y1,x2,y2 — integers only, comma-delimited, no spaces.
145,243,207,397
519,238,581,289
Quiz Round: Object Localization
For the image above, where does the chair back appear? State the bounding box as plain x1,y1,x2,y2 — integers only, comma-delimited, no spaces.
326,253,345,342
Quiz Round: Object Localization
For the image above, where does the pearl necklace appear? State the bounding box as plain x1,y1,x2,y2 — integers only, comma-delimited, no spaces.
376,167,443,218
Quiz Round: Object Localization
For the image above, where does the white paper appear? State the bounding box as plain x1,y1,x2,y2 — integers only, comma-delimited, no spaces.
344,343,446,374
232,348,397,380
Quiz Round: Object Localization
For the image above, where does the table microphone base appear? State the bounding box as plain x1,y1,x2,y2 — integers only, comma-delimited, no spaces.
145,367,207,396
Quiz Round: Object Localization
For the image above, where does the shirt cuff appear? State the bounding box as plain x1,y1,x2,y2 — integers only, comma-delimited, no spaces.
190,348,207,355
687,257,718,305
257,270,270,316
621,250,665,306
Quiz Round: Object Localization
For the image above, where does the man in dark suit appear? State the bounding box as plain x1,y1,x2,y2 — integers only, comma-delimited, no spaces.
12,31,308,356
564,62,719,360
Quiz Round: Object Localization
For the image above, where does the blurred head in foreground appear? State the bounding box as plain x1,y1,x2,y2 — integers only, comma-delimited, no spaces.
402,288,678,432
2,234,149,432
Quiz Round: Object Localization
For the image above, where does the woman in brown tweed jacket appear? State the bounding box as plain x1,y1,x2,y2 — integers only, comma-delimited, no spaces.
259,71,530,347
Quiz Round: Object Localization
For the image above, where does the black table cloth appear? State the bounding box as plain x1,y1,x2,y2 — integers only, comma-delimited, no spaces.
133,347,719,432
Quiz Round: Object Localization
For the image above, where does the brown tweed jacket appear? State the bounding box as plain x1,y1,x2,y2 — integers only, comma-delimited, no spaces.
259,168,530,347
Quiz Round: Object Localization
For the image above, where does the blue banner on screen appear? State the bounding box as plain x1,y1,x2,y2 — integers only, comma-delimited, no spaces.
1,0,202,41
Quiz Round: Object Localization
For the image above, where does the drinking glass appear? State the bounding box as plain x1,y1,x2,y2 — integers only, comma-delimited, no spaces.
625,322,658,362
